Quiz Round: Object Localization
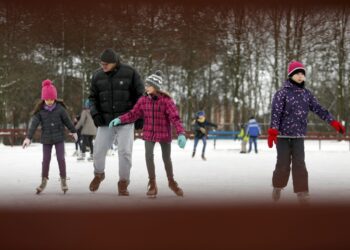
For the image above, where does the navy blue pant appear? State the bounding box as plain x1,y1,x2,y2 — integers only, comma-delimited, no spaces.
193,136,207,155
272,138,308,193
248,136,258,153
42,142,66,178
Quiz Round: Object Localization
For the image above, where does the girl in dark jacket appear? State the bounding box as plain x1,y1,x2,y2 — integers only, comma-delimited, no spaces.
22,80,77,194
268,61,345,204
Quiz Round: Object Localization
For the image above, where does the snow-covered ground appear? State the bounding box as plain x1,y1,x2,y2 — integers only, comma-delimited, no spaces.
1,138,350,209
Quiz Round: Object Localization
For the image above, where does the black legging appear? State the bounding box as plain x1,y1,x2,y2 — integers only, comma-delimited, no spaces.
81,135,94,154
145,141,173,179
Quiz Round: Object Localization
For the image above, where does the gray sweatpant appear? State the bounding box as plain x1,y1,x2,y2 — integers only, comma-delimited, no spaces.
145,141,173,179
93,124,134,181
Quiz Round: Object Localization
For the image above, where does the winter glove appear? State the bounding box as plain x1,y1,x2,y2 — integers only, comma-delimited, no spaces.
177,134,187,149
267,128,278,148
69,133,78,142
92,113,105,127
199,127,206,134
22,138,31,148
109,118,121,128
330,120,345,135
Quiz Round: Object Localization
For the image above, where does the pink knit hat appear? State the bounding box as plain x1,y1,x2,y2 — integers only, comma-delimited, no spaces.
288,61,305,77
41,79,57,100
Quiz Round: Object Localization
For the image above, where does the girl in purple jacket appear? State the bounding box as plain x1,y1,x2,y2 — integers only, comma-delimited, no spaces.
109,71,187,198
268,61,345,204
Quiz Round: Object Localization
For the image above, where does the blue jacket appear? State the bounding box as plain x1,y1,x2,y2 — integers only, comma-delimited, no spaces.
246,119,261,137
270,80,334,137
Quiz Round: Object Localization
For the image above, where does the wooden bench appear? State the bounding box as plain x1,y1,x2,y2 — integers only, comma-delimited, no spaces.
207,130,240,149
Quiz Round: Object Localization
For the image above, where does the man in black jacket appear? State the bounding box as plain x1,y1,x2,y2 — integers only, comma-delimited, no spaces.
88,48,144,195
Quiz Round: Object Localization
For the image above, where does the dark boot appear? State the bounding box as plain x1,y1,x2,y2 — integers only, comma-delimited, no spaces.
146,178,158,197
272,187,282,202
168,178,184,197
89,172,105,192
118,179,129,196
192,151,196,158
201,154,207,161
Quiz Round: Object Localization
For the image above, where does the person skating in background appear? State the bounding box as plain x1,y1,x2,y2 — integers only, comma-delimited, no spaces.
245,116,261,154
72,114,83,156
191,111,217,160
22,79,78,194
89,48,144,196
268,61,345,204
109,71,187,198
75,99,97,161
238,124,249,153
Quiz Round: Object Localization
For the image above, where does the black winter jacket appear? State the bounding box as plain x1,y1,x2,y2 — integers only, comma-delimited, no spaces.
89,63,144,126
27,103,76,144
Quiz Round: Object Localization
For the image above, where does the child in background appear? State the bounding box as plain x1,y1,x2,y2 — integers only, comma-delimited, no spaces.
268,61,345,204
191,111,217,160
22,79,77,194
238,124,249,153
245,116,261,154
109,71,187,198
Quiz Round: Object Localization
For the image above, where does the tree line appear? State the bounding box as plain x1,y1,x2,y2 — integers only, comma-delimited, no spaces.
0,0,349,133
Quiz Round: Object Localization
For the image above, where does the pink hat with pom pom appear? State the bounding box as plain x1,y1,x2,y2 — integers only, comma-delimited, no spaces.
41,79,57,100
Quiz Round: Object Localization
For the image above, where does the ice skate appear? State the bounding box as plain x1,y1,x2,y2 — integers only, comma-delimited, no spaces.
297,192,310,205
146,179,158,198
60,178,68,194
77,152,85,161
89,172,105,192
168,178,184,197
118,180,130,196
36,177,48,194
192,151,196,158
87,154,93,162
72,150,78,157
272,187,282,202
201,154,207,161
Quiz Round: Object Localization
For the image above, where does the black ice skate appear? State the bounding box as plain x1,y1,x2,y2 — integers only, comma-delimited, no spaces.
36,177,48,194
201,154,207,161
192,151,196,158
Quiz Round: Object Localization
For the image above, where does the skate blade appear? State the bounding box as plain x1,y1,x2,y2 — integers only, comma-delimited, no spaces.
147,194,157,198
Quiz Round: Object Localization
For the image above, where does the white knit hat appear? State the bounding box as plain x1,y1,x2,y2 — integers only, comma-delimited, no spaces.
145,70,163,90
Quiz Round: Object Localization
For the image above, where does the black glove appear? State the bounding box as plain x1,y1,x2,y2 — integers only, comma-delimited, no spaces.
93,114,105,127
134,119,144,130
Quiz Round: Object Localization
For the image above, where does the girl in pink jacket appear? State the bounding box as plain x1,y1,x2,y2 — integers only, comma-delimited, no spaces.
109,71,187,198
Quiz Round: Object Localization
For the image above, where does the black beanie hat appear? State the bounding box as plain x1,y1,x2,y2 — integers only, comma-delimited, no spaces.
100,48,118,63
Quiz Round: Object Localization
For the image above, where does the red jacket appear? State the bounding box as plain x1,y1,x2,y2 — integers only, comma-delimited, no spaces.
119,94,185,143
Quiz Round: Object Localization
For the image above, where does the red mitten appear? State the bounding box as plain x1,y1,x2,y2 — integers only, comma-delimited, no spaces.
330,120,345,135
267,128,278,148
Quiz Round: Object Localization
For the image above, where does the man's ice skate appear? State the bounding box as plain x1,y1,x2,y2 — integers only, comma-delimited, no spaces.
77,152,85,161
118,180,130,196
89,172,105,192
146,178,158,198
192,151,195,158
168,178,184,197
272,187,282,202
297,191,310,205
201,154,207,161
36,177,48,194
60,178,68,194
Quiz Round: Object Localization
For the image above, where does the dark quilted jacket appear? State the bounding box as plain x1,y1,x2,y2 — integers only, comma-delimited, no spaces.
27,103,76,144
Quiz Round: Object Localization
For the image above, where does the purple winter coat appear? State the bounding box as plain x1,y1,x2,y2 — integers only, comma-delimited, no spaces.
270,80,334,137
